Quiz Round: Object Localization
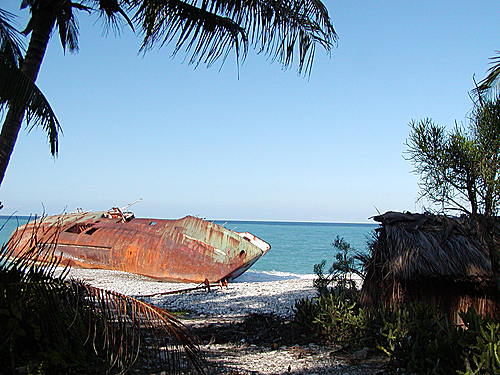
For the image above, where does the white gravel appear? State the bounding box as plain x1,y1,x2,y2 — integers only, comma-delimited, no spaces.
62,268,384,375
64,268,317,317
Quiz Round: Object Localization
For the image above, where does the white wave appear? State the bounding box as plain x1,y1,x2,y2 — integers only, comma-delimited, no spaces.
234,270,315,283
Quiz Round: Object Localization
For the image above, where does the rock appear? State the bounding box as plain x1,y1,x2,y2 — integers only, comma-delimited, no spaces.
352,347,370,360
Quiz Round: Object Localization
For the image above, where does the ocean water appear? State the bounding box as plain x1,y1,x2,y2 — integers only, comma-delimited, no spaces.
0,216,377,277
216,220,376,276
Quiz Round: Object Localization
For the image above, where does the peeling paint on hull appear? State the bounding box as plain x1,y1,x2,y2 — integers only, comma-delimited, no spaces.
8,211,271,283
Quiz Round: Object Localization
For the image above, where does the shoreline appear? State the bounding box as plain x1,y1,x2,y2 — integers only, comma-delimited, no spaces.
64,268,318,317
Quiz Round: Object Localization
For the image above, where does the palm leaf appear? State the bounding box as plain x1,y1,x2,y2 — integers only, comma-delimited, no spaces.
56,1,81,53
0,8,24,64
0,59,61,155
131,0,337,73
476,51,500,95
94,0,135,32
0,7,60,156
1,217,205,374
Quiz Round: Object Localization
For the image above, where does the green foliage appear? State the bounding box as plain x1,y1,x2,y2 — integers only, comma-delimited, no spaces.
296,236,499,373
313,236,365,296
367,304,468,375
406,97,499,217
294,292,499,374
293,291,366,348
312,291,366,347
476,51,500,96
0,246,108,373
294,237,367,347
293,297,322,334
460,310,500,375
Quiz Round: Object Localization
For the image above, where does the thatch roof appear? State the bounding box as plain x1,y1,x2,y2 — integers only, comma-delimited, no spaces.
367,211,495,283
361,211,499,318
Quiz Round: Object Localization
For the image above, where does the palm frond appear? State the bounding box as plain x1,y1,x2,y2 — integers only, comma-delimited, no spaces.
133,0,247,67
1,217,205,374
0,59,61,155
131,0,336,73
94,0,135,33
56,1,80,53
80,285,205,374
0,8,24,65
476,51,500,95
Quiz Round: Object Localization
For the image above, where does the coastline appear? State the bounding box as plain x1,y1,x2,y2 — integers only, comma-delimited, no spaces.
64,268,317,317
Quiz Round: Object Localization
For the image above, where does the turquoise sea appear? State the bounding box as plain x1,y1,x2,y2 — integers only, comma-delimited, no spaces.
0,216,377,277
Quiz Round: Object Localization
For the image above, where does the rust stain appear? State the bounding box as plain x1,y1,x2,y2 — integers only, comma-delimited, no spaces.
7,209,271,283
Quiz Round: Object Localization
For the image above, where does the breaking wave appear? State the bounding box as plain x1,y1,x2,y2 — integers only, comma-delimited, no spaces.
234,270,315,283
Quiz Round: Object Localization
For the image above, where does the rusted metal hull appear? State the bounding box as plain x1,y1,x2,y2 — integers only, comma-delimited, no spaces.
8,211,270,283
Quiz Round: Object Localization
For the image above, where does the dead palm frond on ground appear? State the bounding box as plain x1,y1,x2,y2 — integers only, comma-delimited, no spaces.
0,217,205,374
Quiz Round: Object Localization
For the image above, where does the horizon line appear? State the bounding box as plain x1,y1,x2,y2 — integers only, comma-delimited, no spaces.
0,214,376,225
211,218,376,225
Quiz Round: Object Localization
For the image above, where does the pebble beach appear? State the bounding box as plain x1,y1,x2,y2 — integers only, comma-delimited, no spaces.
65,268,317,318
64,268,382,375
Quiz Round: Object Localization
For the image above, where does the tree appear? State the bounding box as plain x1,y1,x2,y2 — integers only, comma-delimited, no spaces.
0,8,60,162
406,96,500,293
406,99,499,218
0,0,336,186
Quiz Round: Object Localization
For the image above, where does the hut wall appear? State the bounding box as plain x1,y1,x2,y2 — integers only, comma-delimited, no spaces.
361,277,498,324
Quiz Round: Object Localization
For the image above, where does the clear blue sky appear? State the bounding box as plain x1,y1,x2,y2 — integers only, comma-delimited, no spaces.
1,0,498,222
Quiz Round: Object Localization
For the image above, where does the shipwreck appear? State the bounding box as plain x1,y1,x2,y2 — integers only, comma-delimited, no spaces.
8,208,271,283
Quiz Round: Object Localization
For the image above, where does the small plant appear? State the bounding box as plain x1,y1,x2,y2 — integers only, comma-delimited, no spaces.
294,290,365,348
460,309,500,375
313,236,365,297
312,291,367,348
293,297,321,334
368,304,467,374
293,238,369,348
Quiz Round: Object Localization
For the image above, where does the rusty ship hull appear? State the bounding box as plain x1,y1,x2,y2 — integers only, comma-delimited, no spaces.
8,211,270,283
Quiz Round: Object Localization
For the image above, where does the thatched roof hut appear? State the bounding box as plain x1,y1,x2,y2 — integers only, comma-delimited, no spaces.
361,211,498,321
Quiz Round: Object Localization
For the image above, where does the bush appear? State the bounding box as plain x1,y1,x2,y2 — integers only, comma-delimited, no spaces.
296,237,499,374
367,304,468,374
293,289,367,349
313,236,365,296
460,309,499,375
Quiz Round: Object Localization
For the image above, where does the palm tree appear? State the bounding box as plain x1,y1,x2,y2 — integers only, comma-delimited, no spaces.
0,0,336,186
0,8,60,173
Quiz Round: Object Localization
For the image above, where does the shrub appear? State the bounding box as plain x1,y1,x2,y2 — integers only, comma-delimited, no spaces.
460,309,499,375
292,297,321,334
295,295,498,374
313,236,365,296
297,236,499,374
367,304,468,374
293,289,367,348
312,291,367,347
